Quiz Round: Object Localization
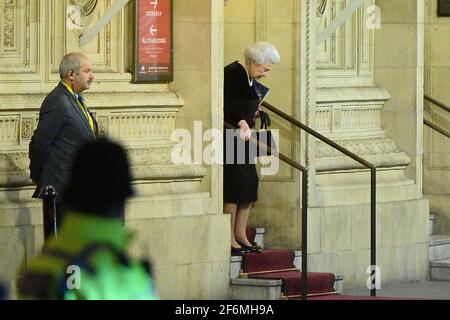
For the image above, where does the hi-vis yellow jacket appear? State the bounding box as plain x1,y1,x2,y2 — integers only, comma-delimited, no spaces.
17,212,158,300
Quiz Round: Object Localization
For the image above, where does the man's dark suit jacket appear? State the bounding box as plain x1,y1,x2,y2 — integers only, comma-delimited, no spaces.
29,82,98,198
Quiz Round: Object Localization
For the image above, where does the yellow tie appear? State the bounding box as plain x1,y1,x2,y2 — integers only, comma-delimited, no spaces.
76,95,95,132
61,82,95,132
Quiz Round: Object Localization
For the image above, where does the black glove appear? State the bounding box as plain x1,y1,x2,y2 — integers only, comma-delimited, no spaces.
260,111,271,129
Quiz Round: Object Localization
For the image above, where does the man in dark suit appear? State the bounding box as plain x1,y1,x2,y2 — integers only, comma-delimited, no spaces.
29,52,98,238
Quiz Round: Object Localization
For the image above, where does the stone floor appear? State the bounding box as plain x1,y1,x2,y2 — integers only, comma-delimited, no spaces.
343,281,450,300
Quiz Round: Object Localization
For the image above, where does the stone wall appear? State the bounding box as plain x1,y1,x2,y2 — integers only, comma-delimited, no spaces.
424,0,450,233
0,0,228,299
374,0,423,190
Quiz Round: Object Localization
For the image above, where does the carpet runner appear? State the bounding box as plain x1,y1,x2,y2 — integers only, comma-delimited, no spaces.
243,228,424,300
244,227,336,298
243,249,295,273
307,295,421,300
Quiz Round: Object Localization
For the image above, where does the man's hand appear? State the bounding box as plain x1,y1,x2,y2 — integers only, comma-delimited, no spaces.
238,120,251,141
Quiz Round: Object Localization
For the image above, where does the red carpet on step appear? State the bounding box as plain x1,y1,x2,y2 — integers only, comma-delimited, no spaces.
244,227,335,297
250,271,335,296
243,249,295,273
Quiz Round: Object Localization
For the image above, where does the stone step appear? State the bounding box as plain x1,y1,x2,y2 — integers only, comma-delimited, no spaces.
232,251,340,278
230,230,344,299
429,259,450,281
429,214,436,236
230,227,266,279
230,278,282,300
428,235,450,261
230,249,299,280
291,251,344,293
230,255,243,279
230,274,345,300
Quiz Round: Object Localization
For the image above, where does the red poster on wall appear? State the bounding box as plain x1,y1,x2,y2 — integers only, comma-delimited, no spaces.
135,0,173,82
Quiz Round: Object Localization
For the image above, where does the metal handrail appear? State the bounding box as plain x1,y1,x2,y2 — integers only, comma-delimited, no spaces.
223,121,309,299
424,94,450,113
423,95,450,139
261,101,378,297
424,119,450,139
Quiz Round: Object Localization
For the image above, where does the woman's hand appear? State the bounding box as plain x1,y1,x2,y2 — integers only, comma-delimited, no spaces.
253,107,262,119
238,120,251,141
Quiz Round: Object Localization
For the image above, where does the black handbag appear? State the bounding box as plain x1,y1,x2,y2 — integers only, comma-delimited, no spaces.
251,111,277,157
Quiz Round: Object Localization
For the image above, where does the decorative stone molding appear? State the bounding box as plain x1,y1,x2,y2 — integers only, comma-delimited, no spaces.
315,135,411,171
316,86,389,135
317,0,327,17
0,93,45,109
317,86,390,104
316,0,375,87
85,91,184,109
256,0,267,41
107,113,176,140
299,0,316,201
47,0,120,80
316,152,411,172
316,136,401,158
0,115,20,143
0,151,28,172
70,0,98,16
128,145,175,167
95,115,108,137
21,118,34,140
317,104,382,133
3,0,15,48
0,144,207,188
0,90,186,188
0,0,37,75
133,165,207,182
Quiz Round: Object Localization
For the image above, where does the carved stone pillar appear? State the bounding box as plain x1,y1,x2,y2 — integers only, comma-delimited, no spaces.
315,0,411,176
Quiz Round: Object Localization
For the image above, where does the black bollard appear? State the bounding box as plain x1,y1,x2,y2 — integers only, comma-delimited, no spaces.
41,185,58,240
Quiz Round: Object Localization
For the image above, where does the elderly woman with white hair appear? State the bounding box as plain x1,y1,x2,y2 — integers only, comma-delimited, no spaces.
223,41,280,256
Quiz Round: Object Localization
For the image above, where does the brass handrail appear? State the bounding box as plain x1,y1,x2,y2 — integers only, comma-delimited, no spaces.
282,291,340,299
261,101,378,298
240,267,299,278
424,119,450,139
262,101,375,169
223,122,306,172
423,95,450,139
424,94,450,113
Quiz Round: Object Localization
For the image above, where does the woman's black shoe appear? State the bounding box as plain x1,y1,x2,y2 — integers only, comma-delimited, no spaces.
231,247,250,256
236,240,262,254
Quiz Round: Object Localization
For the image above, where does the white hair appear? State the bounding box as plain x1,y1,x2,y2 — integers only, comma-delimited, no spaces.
244,41,280,65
